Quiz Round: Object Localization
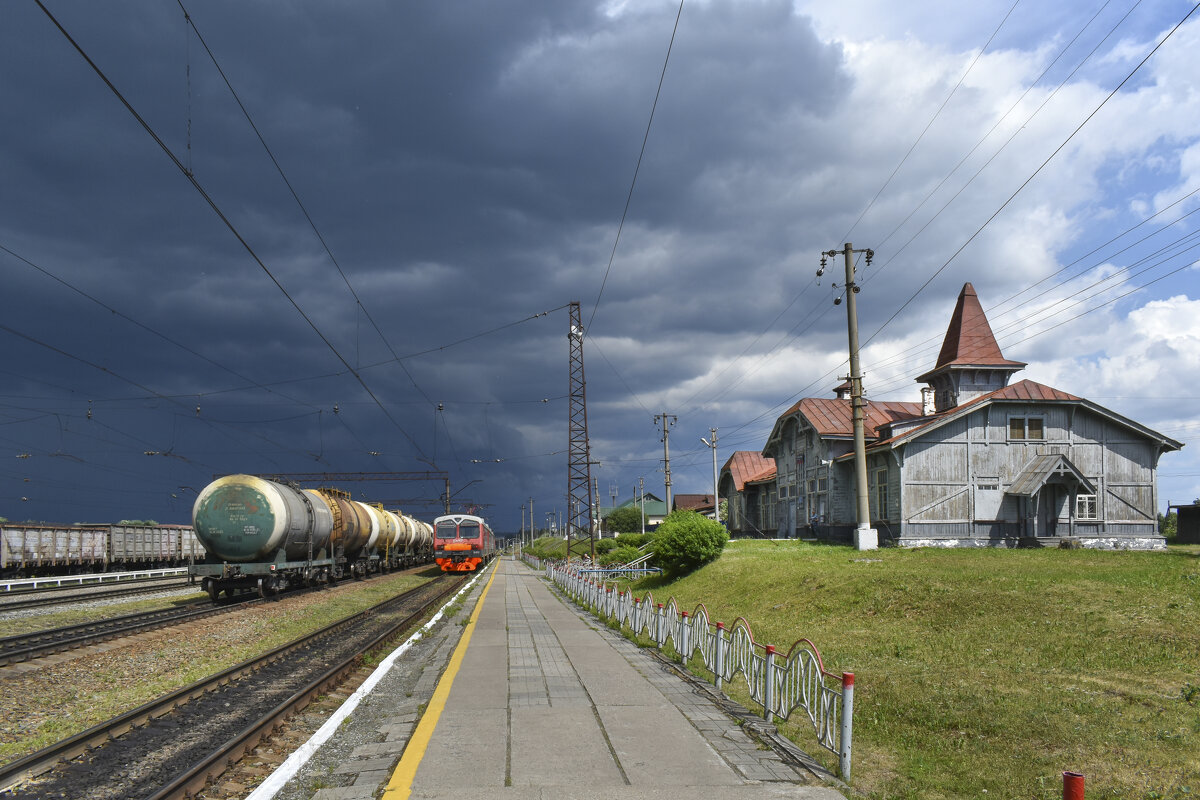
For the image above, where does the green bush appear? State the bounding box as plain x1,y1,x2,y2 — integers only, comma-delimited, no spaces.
600,544,643,566
594,538,620,555
615,532,650,549
651,509,728,578
604,505,647,534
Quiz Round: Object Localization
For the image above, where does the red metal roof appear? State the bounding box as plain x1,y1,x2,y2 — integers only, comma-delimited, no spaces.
918,283,1024,381
722,451,776,490
795,397,924,438
865,379,1085,451
674,494,715,512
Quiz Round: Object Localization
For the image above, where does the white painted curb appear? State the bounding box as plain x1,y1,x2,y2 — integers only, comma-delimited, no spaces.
244,569,487,800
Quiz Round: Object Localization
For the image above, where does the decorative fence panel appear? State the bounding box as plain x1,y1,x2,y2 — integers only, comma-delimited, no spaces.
535,558,854,780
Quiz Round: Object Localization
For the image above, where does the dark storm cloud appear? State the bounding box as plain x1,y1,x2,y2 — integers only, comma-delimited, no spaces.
7,1,1194,527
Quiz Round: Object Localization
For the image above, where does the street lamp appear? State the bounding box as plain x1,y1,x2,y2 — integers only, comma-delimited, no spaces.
700,429,719,524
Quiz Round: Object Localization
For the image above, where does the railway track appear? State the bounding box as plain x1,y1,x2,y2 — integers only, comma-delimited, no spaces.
0,597,249,667
0,572,469,800
0,577,196,613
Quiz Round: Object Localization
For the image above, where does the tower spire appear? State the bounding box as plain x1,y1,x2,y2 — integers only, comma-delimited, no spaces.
917,283,1025,412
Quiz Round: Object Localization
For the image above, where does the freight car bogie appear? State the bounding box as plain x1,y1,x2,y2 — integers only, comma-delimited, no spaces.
192,552,344,601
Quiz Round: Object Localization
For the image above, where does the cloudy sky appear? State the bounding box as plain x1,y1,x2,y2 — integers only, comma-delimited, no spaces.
4,0,1200,533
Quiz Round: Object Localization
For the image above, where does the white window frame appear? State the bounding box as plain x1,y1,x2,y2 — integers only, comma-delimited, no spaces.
1075,493,1098,520
872,466,888,519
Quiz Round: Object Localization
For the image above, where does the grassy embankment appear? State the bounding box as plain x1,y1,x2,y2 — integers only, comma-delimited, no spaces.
615,541,1199,800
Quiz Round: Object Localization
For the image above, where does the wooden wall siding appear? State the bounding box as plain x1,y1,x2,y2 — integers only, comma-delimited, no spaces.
1105,441,1153,483
1071,410,1107,444
892,404,1162,537
905,484,970,521
1107,485,1154,520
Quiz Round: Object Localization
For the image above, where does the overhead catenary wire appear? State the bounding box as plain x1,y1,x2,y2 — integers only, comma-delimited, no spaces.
664,2,1122,432
177,0,437,408
0,241,323,413
33,0,429,462
586,0,686,338
840,0,1022,245
859,1,1200,354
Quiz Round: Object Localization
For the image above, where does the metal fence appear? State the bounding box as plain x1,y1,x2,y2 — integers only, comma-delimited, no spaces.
540,559,854,780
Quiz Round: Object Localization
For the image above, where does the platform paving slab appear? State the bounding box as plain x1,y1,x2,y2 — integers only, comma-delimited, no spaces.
263,558,846,800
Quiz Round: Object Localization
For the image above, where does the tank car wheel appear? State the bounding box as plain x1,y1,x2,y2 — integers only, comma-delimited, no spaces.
257,577,276,598
204,578,220,603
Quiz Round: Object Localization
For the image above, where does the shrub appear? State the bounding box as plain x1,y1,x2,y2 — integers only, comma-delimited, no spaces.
604,505,647,534
600,544,643,566
594,538,620,555
651,509,728,578
615,532,650,549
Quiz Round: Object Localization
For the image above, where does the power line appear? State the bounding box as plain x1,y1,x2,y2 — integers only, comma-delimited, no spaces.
177,0,435,407
840,0,1021,244
859,1,1200,353
0,241,322,412
34,0,429,461
586,0,686,337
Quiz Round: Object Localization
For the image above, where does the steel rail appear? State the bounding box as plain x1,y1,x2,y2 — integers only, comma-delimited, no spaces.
0,597,243,667
0,577,195,613
0,573,466,797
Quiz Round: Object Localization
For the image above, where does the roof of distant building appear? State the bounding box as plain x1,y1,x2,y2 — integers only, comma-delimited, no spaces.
722,451,776,491
673,494,715,512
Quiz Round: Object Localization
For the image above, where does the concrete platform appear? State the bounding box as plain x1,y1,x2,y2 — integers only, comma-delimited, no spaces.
383,558,845,800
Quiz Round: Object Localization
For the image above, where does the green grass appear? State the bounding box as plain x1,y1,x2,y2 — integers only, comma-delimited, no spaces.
621,541,1200,799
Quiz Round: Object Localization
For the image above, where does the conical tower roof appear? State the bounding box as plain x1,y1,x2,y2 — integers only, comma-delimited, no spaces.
918,283,1024,384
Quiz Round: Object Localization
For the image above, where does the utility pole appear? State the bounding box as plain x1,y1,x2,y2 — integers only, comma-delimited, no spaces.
654,413,677,511
819,243,878,551
638,476,646,535
701,428,719,523
608,483,618,537
592,473,600,547
520,504,526,547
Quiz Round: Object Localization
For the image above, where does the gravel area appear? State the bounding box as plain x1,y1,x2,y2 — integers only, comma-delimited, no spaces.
0,586,204,627
0,575,427,766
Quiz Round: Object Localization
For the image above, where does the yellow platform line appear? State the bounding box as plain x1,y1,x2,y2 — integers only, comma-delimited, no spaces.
382,562,499,800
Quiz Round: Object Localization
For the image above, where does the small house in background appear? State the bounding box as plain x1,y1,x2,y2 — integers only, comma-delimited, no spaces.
761,283,1182,549
718,451,777,538
673,493,716,519
598,493,668,534
1168,502,1200,544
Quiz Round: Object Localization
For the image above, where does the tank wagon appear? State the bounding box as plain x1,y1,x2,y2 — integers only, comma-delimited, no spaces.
433,513,496,572
0,523,201,578
190,474,433,600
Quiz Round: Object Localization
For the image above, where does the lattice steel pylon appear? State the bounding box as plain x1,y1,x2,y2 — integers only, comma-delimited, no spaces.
566,301,594,559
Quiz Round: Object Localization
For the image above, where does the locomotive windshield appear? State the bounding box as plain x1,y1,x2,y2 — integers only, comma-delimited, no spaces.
435,521,458,539
458,521,482,540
